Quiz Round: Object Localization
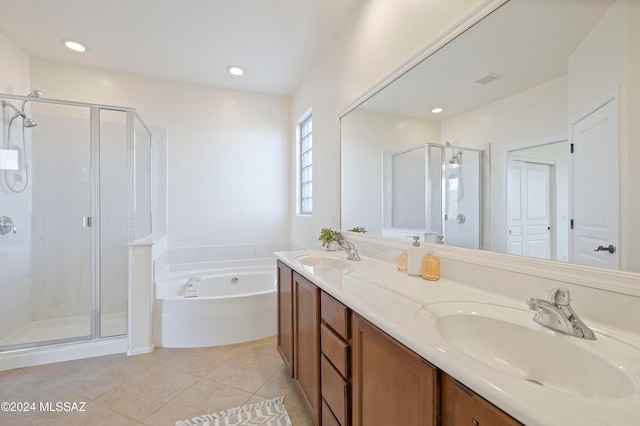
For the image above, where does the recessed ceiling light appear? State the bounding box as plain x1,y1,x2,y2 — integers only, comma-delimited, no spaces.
63,40,87,52
227,66,245,76
432,107,444,114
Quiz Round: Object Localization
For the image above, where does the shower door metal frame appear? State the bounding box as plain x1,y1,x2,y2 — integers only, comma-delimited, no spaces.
0,93,153,352
90,107,101,340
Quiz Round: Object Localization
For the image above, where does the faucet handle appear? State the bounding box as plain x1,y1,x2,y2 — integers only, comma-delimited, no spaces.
526,297,540,311
549,287,571,306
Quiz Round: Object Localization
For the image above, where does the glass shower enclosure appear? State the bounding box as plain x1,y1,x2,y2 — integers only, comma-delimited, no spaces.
383,143,483,249
0,93,152,351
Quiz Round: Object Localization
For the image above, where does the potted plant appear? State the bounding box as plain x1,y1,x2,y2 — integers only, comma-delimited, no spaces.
348,226,367,233
319,227,343,251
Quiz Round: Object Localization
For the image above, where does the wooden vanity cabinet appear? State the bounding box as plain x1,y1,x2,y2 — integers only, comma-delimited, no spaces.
276,261,294,375
440,372,523,426
276,263,321,424
293,272,321,425
351,313,439,426
320,291,351,425
277,261,522,426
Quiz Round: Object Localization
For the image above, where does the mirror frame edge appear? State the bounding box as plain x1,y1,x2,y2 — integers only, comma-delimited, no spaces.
338,0,640,296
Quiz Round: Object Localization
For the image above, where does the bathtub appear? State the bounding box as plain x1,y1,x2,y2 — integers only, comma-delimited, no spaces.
154,258,277,348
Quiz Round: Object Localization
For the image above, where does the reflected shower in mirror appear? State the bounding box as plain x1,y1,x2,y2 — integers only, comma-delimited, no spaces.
340,0,640,273
351,142,484,249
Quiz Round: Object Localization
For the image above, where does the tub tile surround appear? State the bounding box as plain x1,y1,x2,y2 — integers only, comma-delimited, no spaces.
276,236,640,425
155,242,301,282
165,242,297,268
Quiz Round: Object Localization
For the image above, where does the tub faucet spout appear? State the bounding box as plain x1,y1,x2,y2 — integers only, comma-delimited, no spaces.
338,241,361,261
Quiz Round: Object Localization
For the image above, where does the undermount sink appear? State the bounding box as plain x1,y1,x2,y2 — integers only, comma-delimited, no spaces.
295,255,354,273
418,302,636,399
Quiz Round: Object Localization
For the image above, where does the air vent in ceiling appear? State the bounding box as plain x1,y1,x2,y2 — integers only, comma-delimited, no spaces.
474,72,502,85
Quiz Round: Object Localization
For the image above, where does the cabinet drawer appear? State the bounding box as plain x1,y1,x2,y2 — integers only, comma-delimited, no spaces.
321,355,349,426
321,291,349,339
322,399,341,426
321,323,349,378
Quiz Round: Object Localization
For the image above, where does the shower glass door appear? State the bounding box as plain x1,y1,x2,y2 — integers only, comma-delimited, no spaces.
0,101,92,350
99,109,128,338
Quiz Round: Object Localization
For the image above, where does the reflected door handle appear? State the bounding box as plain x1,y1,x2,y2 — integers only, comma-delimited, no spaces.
594,244,616,254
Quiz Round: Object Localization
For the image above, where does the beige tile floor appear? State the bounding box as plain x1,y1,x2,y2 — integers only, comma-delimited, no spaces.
0,336,313,425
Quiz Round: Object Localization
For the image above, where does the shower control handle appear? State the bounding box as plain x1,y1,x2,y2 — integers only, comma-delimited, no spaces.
0,216,17,235
593,244,616,254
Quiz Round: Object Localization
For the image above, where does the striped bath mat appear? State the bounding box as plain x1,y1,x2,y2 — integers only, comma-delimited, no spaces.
175,396,292,426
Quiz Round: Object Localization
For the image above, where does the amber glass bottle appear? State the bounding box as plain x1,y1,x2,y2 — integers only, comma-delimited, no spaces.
421,251,440,281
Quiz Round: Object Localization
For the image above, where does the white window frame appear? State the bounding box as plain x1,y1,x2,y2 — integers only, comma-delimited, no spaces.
298,110,312,215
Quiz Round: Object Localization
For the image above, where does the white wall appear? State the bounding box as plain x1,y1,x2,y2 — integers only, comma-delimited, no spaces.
31,58,291,247
290,0,485,249
0,31,29,94
0,30,32,341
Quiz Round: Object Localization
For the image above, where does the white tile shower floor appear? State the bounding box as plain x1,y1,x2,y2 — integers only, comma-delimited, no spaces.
0,312,126,347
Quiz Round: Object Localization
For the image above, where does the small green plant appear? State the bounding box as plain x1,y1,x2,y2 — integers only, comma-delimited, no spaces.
348,227,367,233
319,227,343,248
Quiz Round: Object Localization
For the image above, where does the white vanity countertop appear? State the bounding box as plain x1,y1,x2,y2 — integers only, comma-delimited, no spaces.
275,250,640,426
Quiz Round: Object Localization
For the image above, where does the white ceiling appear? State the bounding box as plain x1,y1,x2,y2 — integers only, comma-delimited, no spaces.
0,0,364,95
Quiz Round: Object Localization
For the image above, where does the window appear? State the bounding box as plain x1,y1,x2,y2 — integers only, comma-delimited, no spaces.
299,113,312,215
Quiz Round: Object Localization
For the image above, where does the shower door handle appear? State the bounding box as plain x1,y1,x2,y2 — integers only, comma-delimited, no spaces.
83,216,93,228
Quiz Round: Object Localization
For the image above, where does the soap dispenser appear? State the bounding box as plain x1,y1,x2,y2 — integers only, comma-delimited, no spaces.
407,236,423,276
421,250,440,281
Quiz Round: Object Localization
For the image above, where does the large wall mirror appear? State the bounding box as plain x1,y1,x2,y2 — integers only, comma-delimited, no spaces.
341,0,640,273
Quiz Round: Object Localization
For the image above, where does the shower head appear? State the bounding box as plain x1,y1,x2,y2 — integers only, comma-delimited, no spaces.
23,117,37,128
449,150,462,165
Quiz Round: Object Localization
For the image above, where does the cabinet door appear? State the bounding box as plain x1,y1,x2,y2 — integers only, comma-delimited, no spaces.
351,313,438,426
441,373,523,426
294,272,321,424
277,261,294,375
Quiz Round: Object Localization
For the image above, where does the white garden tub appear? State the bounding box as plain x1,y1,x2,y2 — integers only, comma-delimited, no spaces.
154,258,276,348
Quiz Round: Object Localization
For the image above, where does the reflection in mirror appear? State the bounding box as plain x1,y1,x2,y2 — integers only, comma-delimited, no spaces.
378,143,483,249
507,140,569,262
340,0,639,273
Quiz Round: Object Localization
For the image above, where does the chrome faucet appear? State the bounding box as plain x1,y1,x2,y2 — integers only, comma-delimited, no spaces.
526,288,595,340
338,240,361,261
